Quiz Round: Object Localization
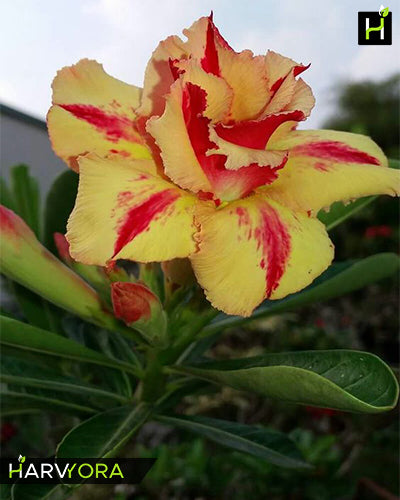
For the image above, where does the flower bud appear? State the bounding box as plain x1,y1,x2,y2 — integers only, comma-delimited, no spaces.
111,281,168,347
0,206,115,329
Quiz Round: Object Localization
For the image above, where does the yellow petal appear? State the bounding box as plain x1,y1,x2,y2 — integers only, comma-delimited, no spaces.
218,49,270,121
139,15,231,119
284,78,315,116
190,196,334,316
183,16,213,59
183,15,233,61
263,70,298,114
265,50,309,91
265,129,399,213
184,16,271,120
48,59,151,170
137,35,188,118
208,126,287,170
263,71,314,118
177,59,233,122
146,81,213,194
67,154,198,265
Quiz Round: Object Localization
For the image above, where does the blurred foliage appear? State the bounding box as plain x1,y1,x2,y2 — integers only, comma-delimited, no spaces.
324,74,400,159
132,421,398,500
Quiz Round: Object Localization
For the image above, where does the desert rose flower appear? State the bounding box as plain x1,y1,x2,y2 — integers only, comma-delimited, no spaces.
47,15,399,316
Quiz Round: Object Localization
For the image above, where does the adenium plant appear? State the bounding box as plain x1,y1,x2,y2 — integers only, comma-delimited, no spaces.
1,14,399,498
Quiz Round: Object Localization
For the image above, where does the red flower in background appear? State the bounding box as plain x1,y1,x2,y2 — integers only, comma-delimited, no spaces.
365,225,393,239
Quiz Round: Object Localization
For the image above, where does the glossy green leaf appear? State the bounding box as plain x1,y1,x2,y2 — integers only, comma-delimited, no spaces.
43,169,79,254
10,164,41,237
174,350,399,413
0,355,128,404
0,316,139,377
318,158,399,230
158,414,310,469
203,253,400,335
57,403,150,459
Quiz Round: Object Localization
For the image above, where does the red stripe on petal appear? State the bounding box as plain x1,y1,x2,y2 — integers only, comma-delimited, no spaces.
293,140,380,165
208,13,233,51
211,159,284,198
314,161,331,172
215,110,305,149
294,63,310,78
201,17,220,76
270,63,310,93
270,77,285,94
113,190,179,257
60,104,138,143
182,83,213,155
169,58,184,81
182,83,287,199
234,204,291,296
255,206,291,297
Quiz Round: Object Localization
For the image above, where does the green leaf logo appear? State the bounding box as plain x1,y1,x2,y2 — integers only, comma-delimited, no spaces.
380,6,389,17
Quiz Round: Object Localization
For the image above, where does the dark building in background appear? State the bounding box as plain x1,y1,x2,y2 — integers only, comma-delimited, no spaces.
0,103,66,194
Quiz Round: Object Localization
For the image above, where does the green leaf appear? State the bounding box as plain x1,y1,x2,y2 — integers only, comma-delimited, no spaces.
0,316,139,377
158,414,310,469
9,281,62,333
0,355,128,404
1,390,97,415
155,379,211,413
57,403,150,459
203,253,400,334
318,196,377,230
0,483,12,500
318,158,399,230
10,164,41,237
389,158,400,169
43,169,79,254
174,350,399,413
0,177,16,212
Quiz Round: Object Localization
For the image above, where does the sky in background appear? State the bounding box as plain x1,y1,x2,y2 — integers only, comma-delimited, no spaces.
0,0,399,128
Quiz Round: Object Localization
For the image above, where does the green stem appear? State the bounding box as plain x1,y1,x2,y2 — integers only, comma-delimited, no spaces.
136,349,167,403
160,310,219,366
